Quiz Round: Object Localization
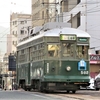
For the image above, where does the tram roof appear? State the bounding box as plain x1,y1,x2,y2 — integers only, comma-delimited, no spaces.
45,27,90,37
17,27,90,47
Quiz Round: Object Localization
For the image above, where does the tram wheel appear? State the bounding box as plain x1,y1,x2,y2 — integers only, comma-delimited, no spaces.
72,90,76,94
39,86,44,92
66,90,69,93
96,88,99,91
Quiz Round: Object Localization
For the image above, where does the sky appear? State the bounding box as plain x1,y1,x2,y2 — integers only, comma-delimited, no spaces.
0,0,31,28
0,0,31,54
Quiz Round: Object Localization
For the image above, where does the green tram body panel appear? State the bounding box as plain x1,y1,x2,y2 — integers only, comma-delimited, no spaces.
17,63,30,85
43,60,89,82
17,60,89,84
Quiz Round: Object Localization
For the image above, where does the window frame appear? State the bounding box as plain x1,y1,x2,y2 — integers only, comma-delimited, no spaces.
47,43,60,59
61,42,75,58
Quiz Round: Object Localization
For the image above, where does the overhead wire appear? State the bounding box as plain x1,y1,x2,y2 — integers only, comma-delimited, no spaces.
0,28,10,35
1,4,100,26
0,22,21,39
0,13,33,38
0,1,100,41
0,1,100,21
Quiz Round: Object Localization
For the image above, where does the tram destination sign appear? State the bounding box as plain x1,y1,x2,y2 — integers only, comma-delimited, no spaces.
60,34,76,40
90,55,100,61
78,38,88,42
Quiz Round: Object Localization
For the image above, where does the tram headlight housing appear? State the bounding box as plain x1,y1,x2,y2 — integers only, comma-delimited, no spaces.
66,66,71,71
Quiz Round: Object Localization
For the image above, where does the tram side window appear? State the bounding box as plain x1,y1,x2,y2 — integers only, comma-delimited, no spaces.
62,43,74,57
48,44,59,57
76,45,88,59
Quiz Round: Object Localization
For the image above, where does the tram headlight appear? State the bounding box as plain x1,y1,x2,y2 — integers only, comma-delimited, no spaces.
66,66,71,71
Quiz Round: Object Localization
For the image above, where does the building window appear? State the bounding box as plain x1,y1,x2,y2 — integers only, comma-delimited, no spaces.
96,51,99,54
63,1,68,12
13,21,17,25
12,41,17,45
20,21,24,24
15,21,17,25
20,30,24,35
61,1,68,12
12,31,14,35
60,1,62,13
77,0,81,4
77,12,81,28
25,20,27,23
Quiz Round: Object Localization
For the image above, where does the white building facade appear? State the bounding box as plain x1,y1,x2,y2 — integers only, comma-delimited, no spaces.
56,0,100,51
56,0,86,30
86,0,100,50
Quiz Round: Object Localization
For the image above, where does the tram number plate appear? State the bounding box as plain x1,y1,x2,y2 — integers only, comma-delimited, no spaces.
81,71,88,75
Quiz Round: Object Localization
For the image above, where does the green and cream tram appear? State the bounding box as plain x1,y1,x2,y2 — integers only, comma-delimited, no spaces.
17,26,90,93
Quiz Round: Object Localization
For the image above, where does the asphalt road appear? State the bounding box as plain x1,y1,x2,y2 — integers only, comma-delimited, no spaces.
0,90,78,100
1,89,100,100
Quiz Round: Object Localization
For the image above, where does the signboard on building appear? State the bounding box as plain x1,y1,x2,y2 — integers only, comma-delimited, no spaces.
90,55,100,64
8,55,16,71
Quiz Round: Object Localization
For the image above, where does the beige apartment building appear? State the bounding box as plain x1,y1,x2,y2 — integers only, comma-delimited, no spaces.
1,13,32,90
32,0,58,27
32,0,81,28
7,13,32,55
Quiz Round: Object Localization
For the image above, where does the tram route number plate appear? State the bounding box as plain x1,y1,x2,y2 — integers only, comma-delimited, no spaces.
81,71,88,75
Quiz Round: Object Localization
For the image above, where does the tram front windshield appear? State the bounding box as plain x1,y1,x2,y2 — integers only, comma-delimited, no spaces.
62,43,74,57
76,45,89,59
47,43,89,59
62,43,89,59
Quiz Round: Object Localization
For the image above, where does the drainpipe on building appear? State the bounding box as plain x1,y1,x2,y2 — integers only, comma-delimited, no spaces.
71,14,73,28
